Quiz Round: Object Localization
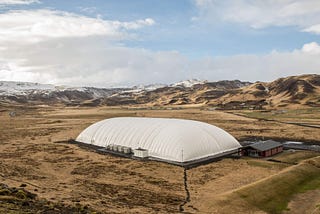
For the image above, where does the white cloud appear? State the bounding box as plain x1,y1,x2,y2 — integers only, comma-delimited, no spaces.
0,38,188,86
193,0,320,30
0,9,174,87
0,0,39,5
301,42,320,54
78,6,97,14
1,37,319,86
0,9,155,44
189,45,320,82
303,24,320,34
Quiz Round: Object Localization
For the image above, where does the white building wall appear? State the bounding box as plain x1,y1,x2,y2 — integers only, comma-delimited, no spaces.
133,149,149,158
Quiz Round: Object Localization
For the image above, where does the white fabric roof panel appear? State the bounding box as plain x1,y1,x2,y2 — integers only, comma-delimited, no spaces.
76,117,241,163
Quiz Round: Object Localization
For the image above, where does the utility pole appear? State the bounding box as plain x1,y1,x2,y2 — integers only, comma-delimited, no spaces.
181,149,183,162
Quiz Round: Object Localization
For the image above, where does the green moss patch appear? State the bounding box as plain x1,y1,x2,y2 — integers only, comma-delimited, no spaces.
236,156,320,214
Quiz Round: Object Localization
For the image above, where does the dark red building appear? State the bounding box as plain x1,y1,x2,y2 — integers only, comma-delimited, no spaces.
241,140,283,157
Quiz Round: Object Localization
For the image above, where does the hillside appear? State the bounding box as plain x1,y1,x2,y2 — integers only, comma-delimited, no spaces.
1,74,319,109
212,74,320,109
102,74,320,109
0,81,125,106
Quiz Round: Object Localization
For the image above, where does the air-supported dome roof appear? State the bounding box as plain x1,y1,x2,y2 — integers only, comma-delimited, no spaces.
76,117,241,163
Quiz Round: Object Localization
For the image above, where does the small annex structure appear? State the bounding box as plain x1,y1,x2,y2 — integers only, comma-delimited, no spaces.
241,140,283,157
76,117,241,166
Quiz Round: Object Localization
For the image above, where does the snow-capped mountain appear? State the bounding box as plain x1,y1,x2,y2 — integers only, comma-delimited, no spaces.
3,76,317,109
123,83,168,94
171,79,207,87
0,79,245,106
118,80,205,94
0,81,125,96
0,81,55,96
0,81,126,105
0,79,206,97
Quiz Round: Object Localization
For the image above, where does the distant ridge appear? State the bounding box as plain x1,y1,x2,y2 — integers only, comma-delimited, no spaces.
1,74,319,109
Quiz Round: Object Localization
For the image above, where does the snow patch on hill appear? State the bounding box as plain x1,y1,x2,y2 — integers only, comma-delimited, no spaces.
0,81,55,95
171,79,207,87
0,81,121,98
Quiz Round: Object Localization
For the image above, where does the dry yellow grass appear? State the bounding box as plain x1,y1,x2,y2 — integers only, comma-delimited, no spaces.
0,105,319,213
187,156,320,214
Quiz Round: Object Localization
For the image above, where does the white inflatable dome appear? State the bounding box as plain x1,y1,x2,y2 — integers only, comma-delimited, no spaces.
76,117,240,163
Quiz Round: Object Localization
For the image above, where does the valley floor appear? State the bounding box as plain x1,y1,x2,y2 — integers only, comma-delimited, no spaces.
0,105,319,213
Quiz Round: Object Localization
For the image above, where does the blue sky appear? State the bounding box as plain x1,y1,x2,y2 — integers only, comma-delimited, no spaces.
0,0,320,86
18,0,319,56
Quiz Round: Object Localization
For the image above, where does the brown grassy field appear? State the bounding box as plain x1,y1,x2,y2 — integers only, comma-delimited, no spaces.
0,105,320,213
